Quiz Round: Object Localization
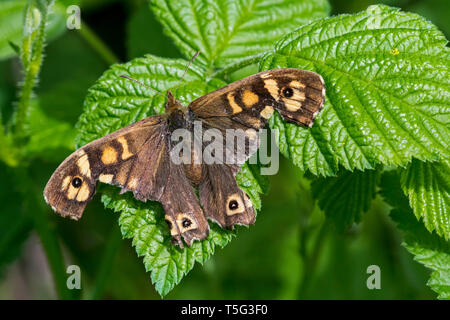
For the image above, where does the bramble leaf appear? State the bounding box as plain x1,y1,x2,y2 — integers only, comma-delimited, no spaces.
400,159,450,240
311,168,379,230
263,5,450,176
23,100,77,160
380,171,450,299
149,0,330,68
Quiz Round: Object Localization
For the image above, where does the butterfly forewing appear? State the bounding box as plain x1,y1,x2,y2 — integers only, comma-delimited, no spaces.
44,116,165,219
188,68,325,128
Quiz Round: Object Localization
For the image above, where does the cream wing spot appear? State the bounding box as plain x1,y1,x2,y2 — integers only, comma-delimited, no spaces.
165,216,178,236
283,99,302,112
99,174,114,184
226,193,245,216
127,177,138,190
227,92,242,114
289,80,305,89
282,88,306,112
260,105,274,119
264,79,279,101
76,153,91,178
117,136,134,160
76,182,90,201
61,176,72,192
292,88,306,101
66,176,85,200
66,184,78,200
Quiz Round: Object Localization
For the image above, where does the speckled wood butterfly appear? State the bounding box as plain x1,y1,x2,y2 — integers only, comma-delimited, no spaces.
44,66,325,248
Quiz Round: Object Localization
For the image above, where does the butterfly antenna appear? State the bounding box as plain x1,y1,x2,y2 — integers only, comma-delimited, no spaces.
173,51,200,96
120,75,165,98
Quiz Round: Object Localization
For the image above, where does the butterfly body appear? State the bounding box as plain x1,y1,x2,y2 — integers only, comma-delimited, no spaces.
44,68,325,248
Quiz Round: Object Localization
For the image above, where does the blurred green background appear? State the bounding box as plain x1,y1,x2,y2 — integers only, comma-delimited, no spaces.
0,0,448,299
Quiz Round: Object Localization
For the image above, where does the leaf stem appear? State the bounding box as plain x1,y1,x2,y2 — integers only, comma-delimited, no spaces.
77,20,120,66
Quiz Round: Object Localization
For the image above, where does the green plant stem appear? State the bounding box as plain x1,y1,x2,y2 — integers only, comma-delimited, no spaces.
88,224,122,299
78,20,120,66
13,2,50,141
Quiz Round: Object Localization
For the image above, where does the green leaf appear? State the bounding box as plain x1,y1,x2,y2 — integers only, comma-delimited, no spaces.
23,100,77,160
380,171,450,299
400,159,450,240
0,0,76,61
77,55,267,296
149,0,330,69
311,168,379,230
262,5,450,176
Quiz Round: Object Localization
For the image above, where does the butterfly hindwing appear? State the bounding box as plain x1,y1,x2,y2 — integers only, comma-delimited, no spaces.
199,163,255,228
160,158,209,247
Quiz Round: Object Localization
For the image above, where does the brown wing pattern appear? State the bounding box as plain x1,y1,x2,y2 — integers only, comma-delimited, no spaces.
44,116,165,219
189,68,325,128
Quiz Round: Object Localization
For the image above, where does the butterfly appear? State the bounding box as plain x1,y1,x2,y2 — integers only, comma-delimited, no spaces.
44,66,325,248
